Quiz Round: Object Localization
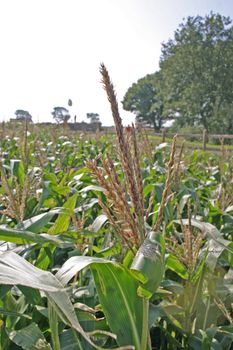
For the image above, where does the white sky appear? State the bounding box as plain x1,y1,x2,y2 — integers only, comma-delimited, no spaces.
0,0,232,125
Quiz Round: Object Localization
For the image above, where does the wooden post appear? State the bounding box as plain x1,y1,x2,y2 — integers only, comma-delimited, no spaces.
203,129,207,151
162,129,166,142
220,136,225,156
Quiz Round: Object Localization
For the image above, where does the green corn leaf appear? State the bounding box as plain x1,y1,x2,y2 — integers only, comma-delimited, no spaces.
18,286,42,305
60,329,85,350
0,251,101,349
91,214,108,232
8,322,52,350
130,231,165,298
56,256,147,350
48,193,78,234
166,254,189,280
0,225,64,245
80,185,105,193
16,210,60,233
0,308,32,319
48,302,61,350
92,263,143,349
56,256,112,285
10,159,25,187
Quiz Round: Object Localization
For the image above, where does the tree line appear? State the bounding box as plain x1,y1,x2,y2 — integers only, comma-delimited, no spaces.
123,13,233,134
13,100,101,125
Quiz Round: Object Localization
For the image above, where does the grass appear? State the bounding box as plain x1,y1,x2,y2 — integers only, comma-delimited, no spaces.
148,134,233,152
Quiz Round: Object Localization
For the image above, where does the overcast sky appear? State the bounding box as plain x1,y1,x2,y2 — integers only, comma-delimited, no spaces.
0,0,233,125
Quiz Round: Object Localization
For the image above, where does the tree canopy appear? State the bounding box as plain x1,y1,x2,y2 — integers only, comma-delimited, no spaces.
51,107,70,124
122,72,164,131
15,110,32,122
123,13,233,133
160,13,233,132
86,113,100,124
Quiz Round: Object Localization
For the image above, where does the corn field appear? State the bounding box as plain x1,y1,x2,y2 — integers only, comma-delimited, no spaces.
0,65,232,350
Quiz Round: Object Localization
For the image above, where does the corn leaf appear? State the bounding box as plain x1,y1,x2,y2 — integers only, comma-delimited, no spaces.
48,193,78,235
16,210,60,233
130,231,165,297
0,225,64,245
56,256,145,350
10,159,25,187
8,322,52,350
0,251,100,349
166,254,189,280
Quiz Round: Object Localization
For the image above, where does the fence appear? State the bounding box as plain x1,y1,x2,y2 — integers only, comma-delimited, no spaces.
150,129,233,151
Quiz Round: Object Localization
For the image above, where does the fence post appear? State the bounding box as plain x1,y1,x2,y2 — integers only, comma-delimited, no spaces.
203,129,207,151
220,136,225,156
162,129,166,142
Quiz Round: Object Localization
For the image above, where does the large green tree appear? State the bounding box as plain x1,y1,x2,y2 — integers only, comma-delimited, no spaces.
160,13,233,132
122,72,164,131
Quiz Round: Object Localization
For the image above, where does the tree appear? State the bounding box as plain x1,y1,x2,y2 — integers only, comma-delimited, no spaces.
122,72,164,131
159,13,233,132
15,110,32,122
51,107,70,124
86,113,100,123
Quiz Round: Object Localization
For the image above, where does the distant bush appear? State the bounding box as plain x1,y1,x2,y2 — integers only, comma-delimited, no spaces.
169,122,203,142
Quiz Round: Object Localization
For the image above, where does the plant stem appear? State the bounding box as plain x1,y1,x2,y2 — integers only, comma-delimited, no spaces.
141,298,151,350
203,296,211,330
48,302,61,350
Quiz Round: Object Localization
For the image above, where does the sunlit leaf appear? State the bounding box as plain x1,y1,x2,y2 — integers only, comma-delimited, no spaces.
8,323,52,350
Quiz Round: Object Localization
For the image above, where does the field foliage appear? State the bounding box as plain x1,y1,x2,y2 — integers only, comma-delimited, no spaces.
0,67,233,350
